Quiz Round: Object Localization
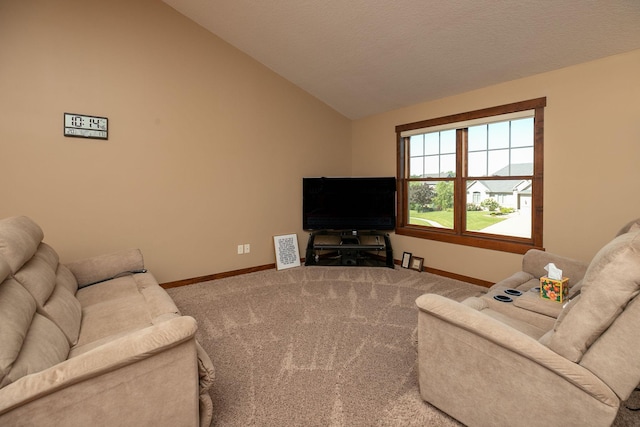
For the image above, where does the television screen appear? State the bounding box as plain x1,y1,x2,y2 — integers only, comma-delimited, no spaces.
303,177,396,231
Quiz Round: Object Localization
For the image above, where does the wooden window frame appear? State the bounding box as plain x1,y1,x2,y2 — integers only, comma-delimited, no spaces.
395,97,546,254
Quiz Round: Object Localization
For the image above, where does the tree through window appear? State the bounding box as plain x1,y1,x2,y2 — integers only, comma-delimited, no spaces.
395,98,546,254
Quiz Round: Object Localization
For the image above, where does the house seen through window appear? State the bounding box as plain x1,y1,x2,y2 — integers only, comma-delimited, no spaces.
396,98,546,254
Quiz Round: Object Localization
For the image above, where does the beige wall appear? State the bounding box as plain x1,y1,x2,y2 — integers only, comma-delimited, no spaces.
352,49,640,283
2,1,639,285
0,0,351,282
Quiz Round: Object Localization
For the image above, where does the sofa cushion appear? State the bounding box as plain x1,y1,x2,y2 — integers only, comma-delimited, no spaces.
0,274,69,387
6,314,70,385
547,229,640,362
461,296,549,339
513,288,564,319
13,243,81,346
73,273,178,344
74,276,152,347
0,216,44,274
0,265,33,387
0,255,11,285
56,263,79,295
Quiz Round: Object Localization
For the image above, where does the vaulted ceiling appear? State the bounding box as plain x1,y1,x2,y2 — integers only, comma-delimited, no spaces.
163,0,640,119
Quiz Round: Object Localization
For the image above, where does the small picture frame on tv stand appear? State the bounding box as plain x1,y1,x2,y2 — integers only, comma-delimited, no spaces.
401,252,412,269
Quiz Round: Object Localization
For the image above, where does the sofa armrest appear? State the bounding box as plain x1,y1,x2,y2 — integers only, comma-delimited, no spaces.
522,249,589,283
0,316,198,416
512,289,564,318
415,294,617,406
65,248,145,288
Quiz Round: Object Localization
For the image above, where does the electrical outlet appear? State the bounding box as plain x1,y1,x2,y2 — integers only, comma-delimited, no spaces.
237,244,244,255
244,244,250,254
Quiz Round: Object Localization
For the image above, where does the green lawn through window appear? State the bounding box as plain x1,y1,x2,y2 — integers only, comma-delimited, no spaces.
409,210,508,231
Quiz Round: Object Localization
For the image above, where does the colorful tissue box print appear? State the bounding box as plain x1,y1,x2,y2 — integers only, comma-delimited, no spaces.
540,277,569,303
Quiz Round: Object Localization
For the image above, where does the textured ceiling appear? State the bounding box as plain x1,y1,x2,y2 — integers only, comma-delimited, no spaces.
162,0,640,119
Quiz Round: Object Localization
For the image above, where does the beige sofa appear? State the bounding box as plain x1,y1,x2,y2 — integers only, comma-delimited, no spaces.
416,220,640,426
0,216,214,426
459,248,590,337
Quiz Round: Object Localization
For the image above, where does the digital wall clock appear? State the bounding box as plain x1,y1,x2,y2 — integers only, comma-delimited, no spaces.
64,113,108,140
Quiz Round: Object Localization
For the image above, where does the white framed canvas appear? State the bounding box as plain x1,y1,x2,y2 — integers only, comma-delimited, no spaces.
273,234,301,270
401,252,412,269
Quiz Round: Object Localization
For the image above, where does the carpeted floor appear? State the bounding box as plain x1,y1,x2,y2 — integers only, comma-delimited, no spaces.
167,266,640,426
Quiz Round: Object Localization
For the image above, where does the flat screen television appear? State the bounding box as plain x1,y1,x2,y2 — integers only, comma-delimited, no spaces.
303,177,396,231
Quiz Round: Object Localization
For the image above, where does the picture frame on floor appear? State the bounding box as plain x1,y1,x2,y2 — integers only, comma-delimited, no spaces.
273,233,301,270
401,252,412,269
410,256,424,272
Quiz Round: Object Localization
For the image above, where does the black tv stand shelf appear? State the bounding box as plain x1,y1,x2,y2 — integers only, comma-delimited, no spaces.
304,230,394,268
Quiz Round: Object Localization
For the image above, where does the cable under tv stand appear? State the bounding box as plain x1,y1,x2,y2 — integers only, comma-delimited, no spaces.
304,230,394,268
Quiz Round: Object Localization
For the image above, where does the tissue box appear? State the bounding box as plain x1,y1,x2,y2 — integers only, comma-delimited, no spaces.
540,277,569,303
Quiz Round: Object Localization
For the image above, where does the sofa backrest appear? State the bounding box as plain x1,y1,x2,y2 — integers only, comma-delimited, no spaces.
0,216,81,345
548,228,640,360
14,243,82,345
616,217,640,237
0,256,70,388
0,216,84,388
0,215,43,273
545,227,640,398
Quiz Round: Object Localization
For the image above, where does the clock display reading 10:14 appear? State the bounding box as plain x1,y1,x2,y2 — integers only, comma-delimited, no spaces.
64,113,108,140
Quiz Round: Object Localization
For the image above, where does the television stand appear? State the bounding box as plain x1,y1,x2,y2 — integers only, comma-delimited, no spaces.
304,230,394,268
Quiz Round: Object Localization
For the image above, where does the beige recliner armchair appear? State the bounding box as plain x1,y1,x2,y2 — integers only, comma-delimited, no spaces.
416,221,640,427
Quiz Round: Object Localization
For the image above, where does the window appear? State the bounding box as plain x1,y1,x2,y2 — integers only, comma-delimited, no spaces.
395,98,545,254
472,192,481,204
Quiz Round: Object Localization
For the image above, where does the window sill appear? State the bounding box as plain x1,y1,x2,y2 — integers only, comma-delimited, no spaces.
395,226,543,254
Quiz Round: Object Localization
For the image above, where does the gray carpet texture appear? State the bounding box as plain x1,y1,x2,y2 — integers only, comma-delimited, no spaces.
167,266,640,426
